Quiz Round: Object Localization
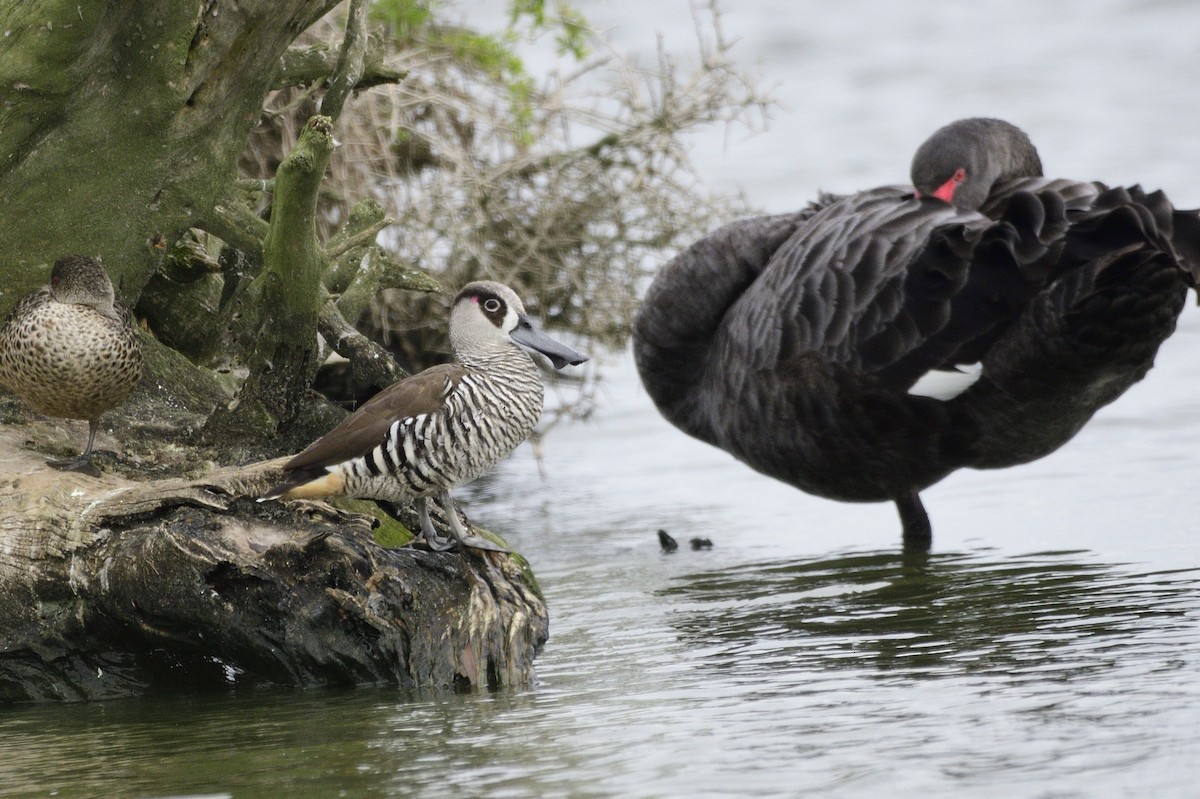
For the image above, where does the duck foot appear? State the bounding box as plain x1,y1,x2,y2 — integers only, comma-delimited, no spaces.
439,492,509,553
411,496,509,553
47,420,104,477
414,496,457,551
444,534,509,553
46,455,101,478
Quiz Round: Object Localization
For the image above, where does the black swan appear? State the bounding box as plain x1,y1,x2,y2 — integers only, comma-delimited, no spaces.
632,117,1200,547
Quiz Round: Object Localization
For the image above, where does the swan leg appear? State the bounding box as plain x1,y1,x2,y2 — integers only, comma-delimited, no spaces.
439,492,509,553
895,492,932,551
416,496,456,551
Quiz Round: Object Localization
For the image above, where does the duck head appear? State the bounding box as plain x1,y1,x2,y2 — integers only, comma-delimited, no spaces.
451,281,589,369
49,255,121,321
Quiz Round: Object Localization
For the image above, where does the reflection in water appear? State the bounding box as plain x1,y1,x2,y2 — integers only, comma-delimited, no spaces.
0,688,419,798
1,548,1198,799
661,548,1200,683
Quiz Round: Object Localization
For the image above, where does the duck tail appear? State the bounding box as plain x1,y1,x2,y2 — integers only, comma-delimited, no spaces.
1167,207,1200,291
259,466,344,502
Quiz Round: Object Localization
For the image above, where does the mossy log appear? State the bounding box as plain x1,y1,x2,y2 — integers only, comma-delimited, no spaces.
0,427,548,702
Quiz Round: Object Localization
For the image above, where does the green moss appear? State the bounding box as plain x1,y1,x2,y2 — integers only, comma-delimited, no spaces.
138,332,236,412
512,552,542,601
471,524,542,600
322,502,539,599
329,498,416,548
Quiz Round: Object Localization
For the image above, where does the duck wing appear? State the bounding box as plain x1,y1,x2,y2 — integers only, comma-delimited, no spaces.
280,363,468,476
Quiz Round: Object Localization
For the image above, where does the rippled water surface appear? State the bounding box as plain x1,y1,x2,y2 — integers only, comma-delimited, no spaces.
4,541,1197,798
5,1,1200,797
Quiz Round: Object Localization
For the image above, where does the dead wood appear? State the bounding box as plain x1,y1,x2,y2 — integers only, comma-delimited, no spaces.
0,427,548,702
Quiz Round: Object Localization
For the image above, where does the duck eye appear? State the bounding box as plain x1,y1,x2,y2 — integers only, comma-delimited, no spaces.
483,298,502,313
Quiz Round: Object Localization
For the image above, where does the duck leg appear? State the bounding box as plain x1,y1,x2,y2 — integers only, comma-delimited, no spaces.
416,496,456,551
46,418,102,478
895,491,932,550
438,492,509,553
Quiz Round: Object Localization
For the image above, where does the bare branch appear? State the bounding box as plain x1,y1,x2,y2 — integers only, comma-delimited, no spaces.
318,294,408,391
320,0,371,121
206,198,269,263
274,43,407,92
326,215,393,260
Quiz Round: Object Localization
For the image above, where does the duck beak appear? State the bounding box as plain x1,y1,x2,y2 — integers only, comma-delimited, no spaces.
511,314,589,369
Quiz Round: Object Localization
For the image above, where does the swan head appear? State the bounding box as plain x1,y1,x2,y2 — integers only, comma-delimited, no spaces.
910,117,1043,212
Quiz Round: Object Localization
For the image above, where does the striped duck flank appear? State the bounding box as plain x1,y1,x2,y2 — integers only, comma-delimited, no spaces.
0,255,142,476
632,117,1200,547
262,280,588,552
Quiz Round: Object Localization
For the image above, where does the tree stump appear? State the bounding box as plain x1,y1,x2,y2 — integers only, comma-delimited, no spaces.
0,427,548,702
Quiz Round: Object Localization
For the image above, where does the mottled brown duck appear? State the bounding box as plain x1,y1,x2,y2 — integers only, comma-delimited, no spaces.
0,254,142,476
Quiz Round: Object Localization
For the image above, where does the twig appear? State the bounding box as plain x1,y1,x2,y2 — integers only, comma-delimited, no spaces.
326,216,393,259
320,0,370,121
318,293,407,390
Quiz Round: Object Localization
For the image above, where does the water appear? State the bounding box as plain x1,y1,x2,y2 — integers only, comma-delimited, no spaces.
5,1,1200,797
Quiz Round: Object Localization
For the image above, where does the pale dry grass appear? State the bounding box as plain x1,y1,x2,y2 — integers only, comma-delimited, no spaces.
246,2,765,343
240,0,769,438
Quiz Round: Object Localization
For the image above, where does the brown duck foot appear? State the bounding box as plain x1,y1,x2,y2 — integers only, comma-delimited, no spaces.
46,455,102,478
